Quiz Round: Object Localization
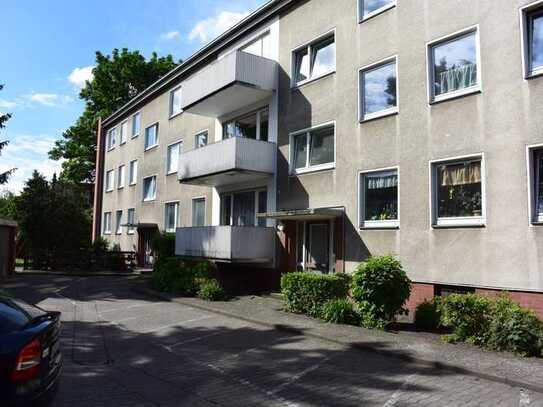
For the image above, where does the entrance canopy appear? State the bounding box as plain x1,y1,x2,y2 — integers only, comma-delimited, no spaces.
257,208,344,221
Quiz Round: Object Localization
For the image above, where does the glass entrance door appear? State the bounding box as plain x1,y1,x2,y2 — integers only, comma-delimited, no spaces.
307,223,329,273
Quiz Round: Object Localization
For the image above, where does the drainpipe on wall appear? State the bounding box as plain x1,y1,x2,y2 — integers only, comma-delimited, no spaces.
92,117,104,242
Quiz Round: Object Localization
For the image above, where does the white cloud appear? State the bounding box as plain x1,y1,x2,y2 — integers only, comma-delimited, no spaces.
25,93,73,107
0,99,18,110
189,10,249,44
68,66,94,88
160,30,180,41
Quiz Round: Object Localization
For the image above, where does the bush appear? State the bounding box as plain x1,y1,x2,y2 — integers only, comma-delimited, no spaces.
198,279,227,301
320,299,360,325
414,298,442,331
281,272,351,317
439,294,493,345
487,296,543,356
351,256,411,329
152,258,210,296
152,233,176,259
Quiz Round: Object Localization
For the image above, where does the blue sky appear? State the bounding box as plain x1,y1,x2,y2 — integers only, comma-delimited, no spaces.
0,0,266,193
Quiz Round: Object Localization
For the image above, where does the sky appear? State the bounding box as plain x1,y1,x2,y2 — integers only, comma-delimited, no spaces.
0,0,267,194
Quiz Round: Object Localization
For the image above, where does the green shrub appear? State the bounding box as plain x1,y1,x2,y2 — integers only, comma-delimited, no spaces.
439,294,493,345
152,258,210,296
281,272,351,317
320,299,360,325
152,233,176,259
487,296,543,356
198,279,227,301
351,256,411,329
414,298,442,331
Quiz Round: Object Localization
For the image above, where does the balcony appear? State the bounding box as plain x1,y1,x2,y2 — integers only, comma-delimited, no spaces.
181,51,278,117
175,226,275,263
178,137,276,186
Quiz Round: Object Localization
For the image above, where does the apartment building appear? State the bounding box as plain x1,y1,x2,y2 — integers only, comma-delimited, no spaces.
94,0,543,315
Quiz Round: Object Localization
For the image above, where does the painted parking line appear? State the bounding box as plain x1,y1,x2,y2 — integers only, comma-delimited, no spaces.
382,374,417,407
98,302,163,314
141,315,216,334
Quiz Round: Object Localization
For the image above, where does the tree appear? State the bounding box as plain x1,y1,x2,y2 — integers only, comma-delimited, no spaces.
0,191,17,220
0,84,16,184
49,49,178,184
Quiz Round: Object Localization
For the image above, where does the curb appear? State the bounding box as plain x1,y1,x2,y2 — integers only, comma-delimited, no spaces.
132,285,543,394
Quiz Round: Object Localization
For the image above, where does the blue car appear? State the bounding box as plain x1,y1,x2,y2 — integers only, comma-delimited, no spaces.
0,294,62,406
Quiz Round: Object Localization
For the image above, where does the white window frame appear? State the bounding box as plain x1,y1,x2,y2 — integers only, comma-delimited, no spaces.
358,166,400,229
289,121,336,175
222,107,269,141
144,122,159,151
426,25,482,104
105,169,115,192
127,208,136,235
164,201,180,233
358,0,396,23
291,29,336,88
120,121,128,145
191,197,206,227
117,165,125,189
195,130,209,149
526,143,543,225
142,175,157,202
132,112,141,138
169,86,183,118
429,153,486,228
115,210,123,235
107,127,116,151
358,55,399,122
166,140,182,175
129,160,138,186
103,212,112,235
520,0,543,79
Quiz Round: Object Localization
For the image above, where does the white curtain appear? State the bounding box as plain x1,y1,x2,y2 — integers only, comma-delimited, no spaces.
440,162,481,186
367,174,398,190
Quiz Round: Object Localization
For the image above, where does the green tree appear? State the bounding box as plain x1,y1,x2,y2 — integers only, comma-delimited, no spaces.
49,49,178,184
0,84,16,184
0,191,17,220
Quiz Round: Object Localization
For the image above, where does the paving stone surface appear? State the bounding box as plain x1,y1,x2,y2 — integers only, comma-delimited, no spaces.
3,275,543,407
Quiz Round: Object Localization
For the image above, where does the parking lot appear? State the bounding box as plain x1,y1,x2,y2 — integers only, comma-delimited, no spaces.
3,275,542,407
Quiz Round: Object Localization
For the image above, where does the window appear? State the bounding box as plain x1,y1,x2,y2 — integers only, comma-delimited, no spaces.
103,212,112,235
107,128,116,150
240,31,271,58
529,148,543,224
115,210,123,235
522,3,543,78
220,190,267,227
293,32,335,86
129,160,138,185
132,112,141,138
167,142,181,175
195,131,208,149
165,202,180,233
117,165,125,189
359,0,396,21
223,108,269,141
120,121,128,145
105,169,114,192
145,123,159,150
169,87,182,117
192,198,206,227
359,57,398,121
428,28,480,102
143,176,157,202
431,156,485,227
290,122,335,174
127,208,136,235
359,168,399,228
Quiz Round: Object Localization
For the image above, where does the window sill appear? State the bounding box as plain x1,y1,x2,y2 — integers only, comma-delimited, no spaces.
360,108,398,123
169,111,183,120
143,198,156,203
359,3,396,23
430,86,481,105
107,147,115,152
291,70,336,90
291,163,335,176
165,229,176,234
145,144,159,152
131,134,139,139
105,189,113,193
526,68,543,80
166,171,177,176
127,231,135,235
120,141,126,146
433,217,485,228
115,233,122,236
360,220,399,230
129,182,137,187
103,232,112,235
117,186,124,190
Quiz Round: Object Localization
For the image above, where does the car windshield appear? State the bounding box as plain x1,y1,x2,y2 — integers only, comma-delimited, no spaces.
0,297,47,334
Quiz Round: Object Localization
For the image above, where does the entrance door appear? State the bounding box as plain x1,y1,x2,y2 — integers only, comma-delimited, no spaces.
307,223,329,273
137,228,157,268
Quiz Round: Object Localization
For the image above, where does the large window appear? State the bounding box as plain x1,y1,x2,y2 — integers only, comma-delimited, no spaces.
103,212,112,235
117,165,125,189
359,168,399,228
529,148,543,224
167,142,181,175
293,32,335,86
192,198,206,227
359,0,396,21
144,123,159,150
223,108,269,141
241,31,271,58
169,87,182,117
522,3,543,78
127,208,136,235
132,112,141,138
432,156,484,227
129,160,138,186
143,176,157,202
115,210,123,235
359,57,398,121
290,122,335,174
428,28,480,102
165,202,180,233
195,131,208,149
105,169,114,192
120,121,128,145
107,128,116,150
220,190,267,227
